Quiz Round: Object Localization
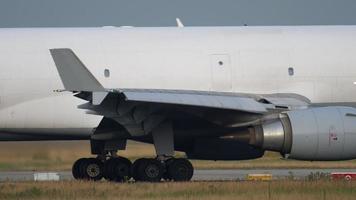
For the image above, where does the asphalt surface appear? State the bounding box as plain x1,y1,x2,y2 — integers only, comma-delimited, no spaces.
0,169,355,182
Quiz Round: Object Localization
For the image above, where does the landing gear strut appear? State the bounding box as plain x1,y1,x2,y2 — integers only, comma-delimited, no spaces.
72,157,194,182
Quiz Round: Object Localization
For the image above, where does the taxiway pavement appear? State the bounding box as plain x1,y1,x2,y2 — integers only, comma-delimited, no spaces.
0,169,354,181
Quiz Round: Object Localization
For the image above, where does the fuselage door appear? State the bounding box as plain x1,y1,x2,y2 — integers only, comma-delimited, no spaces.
210,54,232,92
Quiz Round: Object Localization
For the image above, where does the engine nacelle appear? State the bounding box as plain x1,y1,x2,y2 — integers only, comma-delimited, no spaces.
251,106,356,161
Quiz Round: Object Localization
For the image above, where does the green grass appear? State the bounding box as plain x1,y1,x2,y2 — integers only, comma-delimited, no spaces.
0,180,356,200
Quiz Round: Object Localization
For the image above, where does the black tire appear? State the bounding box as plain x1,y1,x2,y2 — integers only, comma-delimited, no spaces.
163,158,175,181
103,158,116,181
82,158,104,181
112,157,132,182
167,158,194,182
138,159,164,182
131,158,148,181
72,158,87,180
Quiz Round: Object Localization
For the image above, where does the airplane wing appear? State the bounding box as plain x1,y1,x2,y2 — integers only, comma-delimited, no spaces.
50,48,310,137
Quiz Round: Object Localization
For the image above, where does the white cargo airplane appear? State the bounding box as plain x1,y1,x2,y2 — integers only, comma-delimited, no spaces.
1,26,356,182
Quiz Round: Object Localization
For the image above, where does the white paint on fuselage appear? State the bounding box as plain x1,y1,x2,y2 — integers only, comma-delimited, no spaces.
0,26,355,134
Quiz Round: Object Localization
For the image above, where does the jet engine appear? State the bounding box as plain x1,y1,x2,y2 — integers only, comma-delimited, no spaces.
240,106,356,161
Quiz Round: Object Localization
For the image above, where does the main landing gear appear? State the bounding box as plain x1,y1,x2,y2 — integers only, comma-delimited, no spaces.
72,157,194,182
78,121,190,182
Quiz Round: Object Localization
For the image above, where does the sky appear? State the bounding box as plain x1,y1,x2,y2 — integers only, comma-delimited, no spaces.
0,0,356,27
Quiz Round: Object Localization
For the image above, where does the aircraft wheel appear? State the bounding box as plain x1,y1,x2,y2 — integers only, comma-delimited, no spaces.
167,158,194,182
104,157,132,182
112,157,132,182
72,158,88,180
131,158,148,181
82,158,104,181
103,158,116,181
162,158,175,181
137,158,164,182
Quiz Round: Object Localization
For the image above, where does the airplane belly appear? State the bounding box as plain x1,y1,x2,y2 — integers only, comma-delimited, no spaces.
0,92,102,140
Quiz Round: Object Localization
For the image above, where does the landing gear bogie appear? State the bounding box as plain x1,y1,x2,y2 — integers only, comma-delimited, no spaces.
72,157,194,183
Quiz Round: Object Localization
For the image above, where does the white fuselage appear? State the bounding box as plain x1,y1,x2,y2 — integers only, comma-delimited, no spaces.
0,26,356,136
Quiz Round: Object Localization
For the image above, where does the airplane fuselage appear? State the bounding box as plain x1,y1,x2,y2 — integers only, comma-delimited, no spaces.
0,26,356,140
